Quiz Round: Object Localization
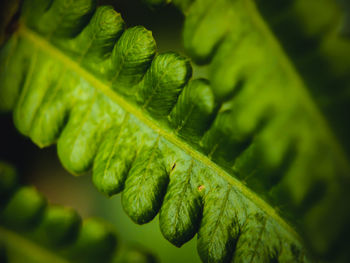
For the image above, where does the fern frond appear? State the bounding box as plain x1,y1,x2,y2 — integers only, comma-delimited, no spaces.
0,161,157,263
0,0,349,262
254,0,350,151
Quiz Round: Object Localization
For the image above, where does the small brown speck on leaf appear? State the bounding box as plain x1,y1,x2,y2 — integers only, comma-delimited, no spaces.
198,185,205,192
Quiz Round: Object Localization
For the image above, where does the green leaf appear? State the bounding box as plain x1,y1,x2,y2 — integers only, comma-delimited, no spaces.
0,0,349,262
255,0,350,152
0,161,157,263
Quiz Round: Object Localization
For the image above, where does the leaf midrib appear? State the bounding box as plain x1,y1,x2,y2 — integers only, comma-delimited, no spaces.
0,225,69,263
17,24,303,244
